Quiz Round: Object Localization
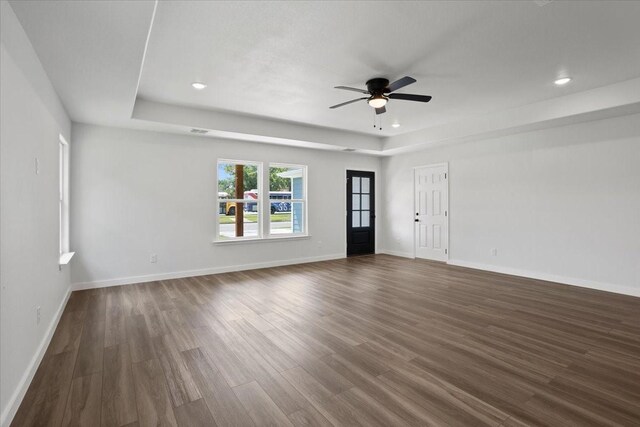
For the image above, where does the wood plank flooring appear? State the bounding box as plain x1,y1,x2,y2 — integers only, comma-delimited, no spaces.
11,255,640,426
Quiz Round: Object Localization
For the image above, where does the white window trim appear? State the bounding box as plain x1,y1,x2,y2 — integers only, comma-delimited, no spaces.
59,134,74,265
266,163,308,237
214,160,308,242
213,235,311,245
215,159,263,241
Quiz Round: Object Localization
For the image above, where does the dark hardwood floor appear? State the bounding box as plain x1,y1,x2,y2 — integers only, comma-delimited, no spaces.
11,255,640,426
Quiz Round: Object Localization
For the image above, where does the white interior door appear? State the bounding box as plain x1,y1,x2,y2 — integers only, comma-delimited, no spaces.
415,163,449,261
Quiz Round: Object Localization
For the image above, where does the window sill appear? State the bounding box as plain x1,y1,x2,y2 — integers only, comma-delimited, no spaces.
59,252,75,265
213,235,311,245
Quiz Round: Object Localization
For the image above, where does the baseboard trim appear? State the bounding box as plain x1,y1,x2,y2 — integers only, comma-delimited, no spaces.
71,253,346,291
1,286,72,427
447,259,640,298
379,249,415,259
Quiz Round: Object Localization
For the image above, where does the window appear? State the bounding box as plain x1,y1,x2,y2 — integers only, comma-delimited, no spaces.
217,160,262,239
269,164,306,235
216,160,307,241
58,135,73,264
351,175,371,228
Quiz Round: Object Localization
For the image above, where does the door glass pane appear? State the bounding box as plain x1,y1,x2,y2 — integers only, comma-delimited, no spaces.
361,177,370,194
361,211,370,227
361,194,370,210
352,177,360,193
352,211,360,227
352,194,360,210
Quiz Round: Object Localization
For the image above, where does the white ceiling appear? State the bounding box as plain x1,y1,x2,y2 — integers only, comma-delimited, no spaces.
8,0,640,151
9,0,155,127
138,1,640,136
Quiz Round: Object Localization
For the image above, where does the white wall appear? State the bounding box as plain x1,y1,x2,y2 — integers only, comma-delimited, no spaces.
382,113,640,297
70,123,381,287
0,2,72,425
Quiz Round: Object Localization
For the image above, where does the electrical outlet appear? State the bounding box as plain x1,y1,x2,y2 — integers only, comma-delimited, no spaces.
36,306,41,325
150,254,157,263
35,157,40,175
491,248,498,257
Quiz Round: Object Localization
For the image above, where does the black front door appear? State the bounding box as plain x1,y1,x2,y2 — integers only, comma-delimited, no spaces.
347,170,375,256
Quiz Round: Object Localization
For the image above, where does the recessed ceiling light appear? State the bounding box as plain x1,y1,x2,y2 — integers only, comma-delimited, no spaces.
191,82,207,90
391,122,400,128
554,77,571,86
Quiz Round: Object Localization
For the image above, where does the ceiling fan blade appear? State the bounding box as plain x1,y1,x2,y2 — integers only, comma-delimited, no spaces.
375,106,386,115
386,76,417,93
329,97,367,109
335,86,369,94
388,93,432,102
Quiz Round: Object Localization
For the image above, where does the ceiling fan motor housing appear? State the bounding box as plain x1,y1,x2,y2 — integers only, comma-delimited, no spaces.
366,78,390,95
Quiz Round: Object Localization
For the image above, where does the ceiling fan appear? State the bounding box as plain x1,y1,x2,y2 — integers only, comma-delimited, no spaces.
329,76,432,114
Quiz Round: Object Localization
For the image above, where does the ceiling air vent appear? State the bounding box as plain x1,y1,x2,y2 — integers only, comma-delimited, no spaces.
343,148,356,152
190,128,208,134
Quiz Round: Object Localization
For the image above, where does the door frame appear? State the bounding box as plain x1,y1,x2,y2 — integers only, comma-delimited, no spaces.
345,169,376,256
413,162,449,261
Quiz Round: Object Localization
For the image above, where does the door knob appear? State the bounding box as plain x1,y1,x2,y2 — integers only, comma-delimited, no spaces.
415,219,419,222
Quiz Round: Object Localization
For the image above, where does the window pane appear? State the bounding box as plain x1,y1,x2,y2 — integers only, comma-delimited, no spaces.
292,201,304,233
218,162,258,197
352,212,360,228
352,177,360,193
270,210,292,235
361,194,370,210
58,137,70,255
270,165,303,198
352,194,360,210
361,177,370,194
217,161,260,239
270,197,292,235
361,211,370,227
59,143,64,254
269,165,305,235
218,204,260,239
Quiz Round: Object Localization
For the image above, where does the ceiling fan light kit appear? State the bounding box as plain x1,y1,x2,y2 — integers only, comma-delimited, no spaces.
368,94,388,108
330,76,432,119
